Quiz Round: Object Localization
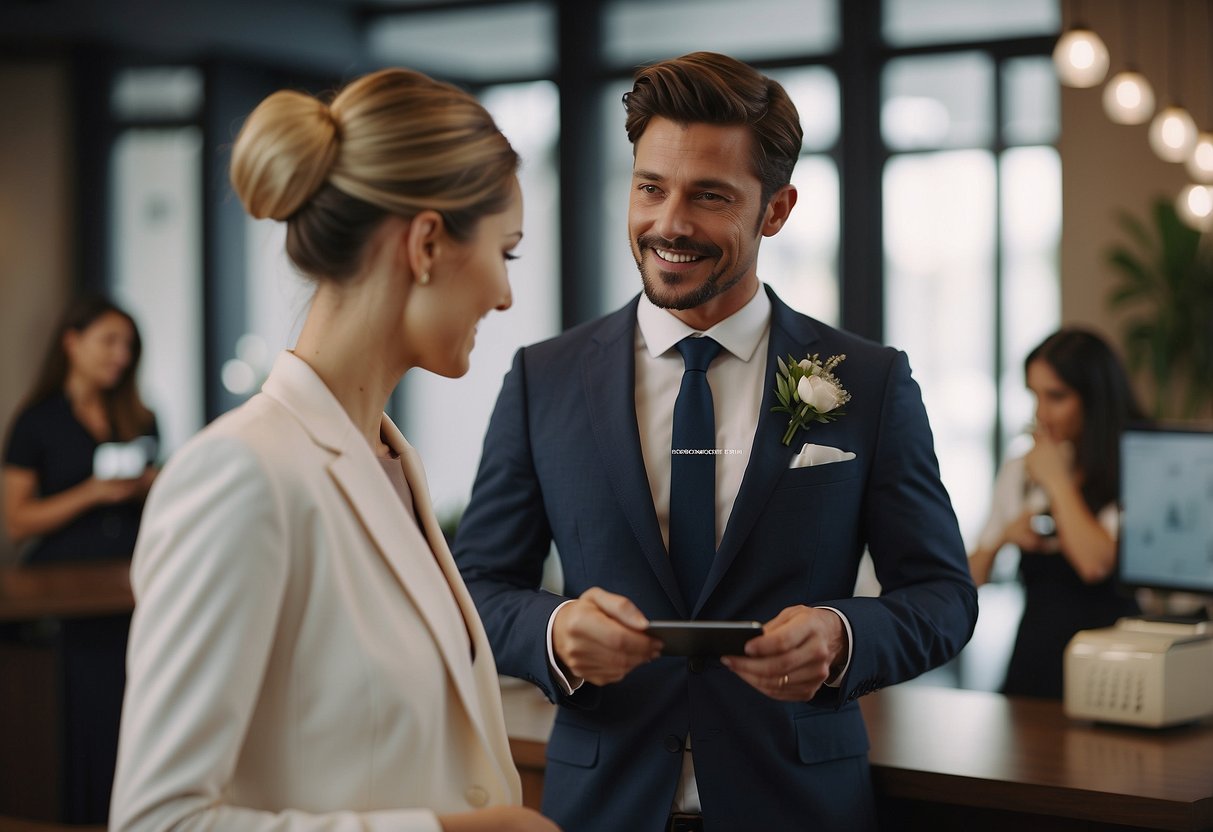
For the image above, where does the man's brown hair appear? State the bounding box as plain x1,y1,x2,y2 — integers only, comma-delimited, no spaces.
622,51,804,206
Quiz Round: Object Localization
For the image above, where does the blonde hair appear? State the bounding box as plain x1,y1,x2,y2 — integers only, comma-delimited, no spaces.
230,68,518,280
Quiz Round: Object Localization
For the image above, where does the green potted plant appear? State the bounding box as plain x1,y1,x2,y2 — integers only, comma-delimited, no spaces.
1106,197,1213,419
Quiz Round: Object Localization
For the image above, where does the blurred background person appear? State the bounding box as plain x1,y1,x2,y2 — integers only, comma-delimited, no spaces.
2,293,158,824
4,293,158,565
110,67,557,832
968,328,1146,699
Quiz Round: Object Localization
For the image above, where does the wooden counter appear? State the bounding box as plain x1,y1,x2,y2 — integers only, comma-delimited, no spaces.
501,682,1213,830
0,559,134,823
0,559,133,622
863,684,1213,831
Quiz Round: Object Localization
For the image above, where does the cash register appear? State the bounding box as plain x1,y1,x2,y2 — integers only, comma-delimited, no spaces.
1064,425,1213,728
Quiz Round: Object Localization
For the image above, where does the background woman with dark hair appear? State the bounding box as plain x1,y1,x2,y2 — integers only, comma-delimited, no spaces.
3,293,158,564
969,327,1146,699
2,293,158,823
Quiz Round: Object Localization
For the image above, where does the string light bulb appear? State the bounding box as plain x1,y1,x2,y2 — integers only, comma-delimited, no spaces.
1150,106,1199,162
1149,0,1199,163
1103,71,1155,124
1102,1,1153,125
1053,27,1110,88
1186,133,1213,184
1175,183,1213,231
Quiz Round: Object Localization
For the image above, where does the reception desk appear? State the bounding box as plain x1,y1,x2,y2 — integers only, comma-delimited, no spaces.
500,681,1213,831
4,561,1210,831
0,559,133,827
0,559,133,622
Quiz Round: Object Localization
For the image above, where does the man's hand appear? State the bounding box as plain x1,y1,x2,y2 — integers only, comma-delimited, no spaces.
552,587,661,686
722,606,847,701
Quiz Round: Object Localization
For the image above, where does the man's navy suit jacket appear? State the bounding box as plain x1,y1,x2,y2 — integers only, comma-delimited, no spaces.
455,286,978,831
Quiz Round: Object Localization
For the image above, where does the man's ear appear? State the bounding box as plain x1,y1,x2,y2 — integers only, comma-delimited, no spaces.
761,184,798,238
402,209,445,284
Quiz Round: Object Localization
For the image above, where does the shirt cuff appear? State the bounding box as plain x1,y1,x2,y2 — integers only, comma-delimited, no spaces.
546,599,583,695
815,606,853,688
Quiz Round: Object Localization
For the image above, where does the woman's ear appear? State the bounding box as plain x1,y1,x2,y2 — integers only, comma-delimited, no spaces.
403,210,445,286
62,328,80,360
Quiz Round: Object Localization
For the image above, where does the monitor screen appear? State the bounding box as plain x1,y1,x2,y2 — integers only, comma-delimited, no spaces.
1119,426,1213,595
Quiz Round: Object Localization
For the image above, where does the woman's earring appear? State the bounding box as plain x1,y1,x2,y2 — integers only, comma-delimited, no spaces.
419,272,430,286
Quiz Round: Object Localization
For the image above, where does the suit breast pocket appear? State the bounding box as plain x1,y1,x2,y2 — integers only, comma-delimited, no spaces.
776,458,861,490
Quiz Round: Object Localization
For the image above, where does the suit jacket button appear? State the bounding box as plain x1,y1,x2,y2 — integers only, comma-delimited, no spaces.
688,656,705,673
466,786,489,807
663,734,683,753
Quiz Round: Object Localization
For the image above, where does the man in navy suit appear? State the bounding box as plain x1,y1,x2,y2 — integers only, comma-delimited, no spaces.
455,52,978,831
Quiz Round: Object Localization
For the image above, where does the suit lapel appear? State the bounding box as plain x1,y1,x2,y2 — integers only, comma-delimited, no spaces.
582,302,689,616
697,290,820,614
261,352,510,793
380,418,515,785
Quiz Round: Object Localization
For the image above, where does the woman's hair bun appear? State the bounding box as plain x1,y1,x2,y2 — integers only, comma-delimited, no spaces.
230,90,341,221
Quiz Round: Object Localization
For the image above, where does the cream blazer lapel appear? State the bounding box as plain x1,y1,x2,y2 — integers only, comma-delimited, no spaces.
379,416,516,782
260,353,516,799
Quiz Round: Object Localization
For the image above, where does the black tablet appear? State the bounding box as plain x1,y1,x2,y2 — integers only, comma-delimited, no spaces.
645,620,763,657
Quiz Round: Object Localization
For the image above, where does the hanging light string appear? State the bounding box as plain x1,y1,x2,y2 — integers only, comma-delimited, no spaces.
1121,0,1136,70
1207,0,1213,127
1159,0,1172,104
1169,0,1183,107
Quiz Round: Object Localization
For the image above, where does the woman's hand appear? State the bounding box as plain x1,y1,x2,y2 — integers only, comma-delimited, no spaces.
1024,431,1072,496
1003,510,1060,554
89,475,146,505
438,806,561,832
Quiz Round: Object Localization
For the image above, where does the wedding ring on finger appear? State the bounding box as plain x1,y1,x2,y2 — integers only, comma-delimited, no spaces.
780,674,789,689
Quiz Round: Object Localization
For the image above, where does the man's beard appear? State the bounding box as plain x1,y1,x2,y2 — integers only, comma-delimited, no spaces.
634,234,742,311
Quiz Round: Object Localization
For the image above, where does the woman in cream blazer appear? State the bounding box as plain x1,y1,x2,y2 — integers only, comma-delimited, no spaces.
110,68,557,832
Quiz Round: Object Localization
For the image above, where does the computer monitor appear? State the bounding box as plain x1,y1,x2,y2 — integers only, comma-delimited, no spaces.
1119,425,1213,597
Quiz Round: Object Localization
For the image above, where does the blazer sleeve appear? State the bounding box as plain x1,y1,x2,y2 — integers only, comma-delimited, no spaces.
454,348,573,704
110,434,443,832
819,350,978,706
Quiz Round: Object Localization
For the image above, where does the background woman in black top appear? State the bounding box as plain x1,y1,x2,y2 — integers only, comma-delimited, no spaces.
4,294,158,563
969,328,1145,699
2,294,158,823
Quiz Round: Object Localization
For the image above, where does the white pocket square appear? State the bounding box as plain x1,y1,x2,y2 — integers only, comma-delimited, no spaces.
789,443,856,469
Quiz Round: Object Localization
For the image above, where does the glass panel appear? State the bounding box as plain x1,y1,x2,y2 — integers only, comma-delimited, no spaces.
1003,57,1059,146
111,67,203,121
109,128,204,457
604,0,838,65
368,2,555,81
883,52,993,150
401,81,562,519
239,218,309,397
761,156,839,326
999,146,1061,453
883,149,997,547
602,80,641,315
883,0,1060,48
768,65,840,153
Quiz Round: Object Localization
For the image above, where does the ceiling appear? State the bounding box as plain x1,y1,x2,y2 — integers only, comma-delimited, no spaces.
0,0,518,76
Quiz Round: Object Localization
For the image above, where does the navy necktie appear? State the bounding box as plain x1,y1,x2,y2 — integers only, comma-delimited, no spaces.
669,335,724,610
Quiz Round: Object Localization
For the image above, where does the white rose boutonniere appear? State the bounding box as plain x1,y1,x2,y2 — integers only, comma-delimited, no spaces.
771,353,851,446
